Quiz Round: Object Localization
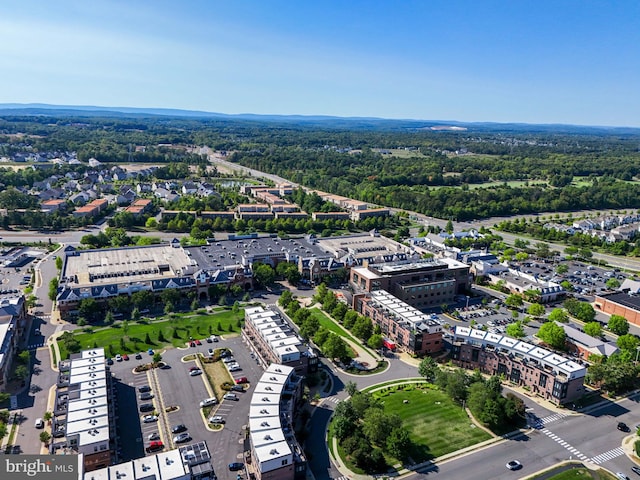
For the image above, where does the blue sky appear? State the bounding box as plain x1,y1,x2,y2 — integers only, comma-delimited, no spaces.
1,0,639,126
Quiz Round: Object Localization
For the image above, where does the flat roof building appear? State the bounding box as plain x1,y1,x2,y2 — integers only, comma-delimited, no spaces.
53,348,114,472
451,326,586,405
247,364,306,480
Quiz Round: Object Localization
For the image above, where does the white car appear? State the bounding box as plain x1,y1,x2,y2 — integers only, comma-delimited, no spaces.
228,365,242,372
209,415,225,424
222,356,236,364
142,415,158,423
189,369,203,376
200,398,217,407
115,354,122,362
506,460,522,471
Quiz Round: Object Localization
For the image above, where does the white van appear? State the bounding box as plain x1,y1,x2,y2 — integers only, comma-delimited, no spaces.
199,398,217,407
35,418,44,429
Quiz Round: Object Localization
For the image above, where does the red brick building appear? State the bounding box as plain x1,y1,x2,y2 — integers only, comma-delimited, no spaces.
355,290,444,355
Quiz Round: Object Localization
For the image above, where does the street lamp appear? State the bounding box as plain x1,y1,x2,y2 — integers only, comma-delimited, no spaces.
466,296,470,309
635,346,640,363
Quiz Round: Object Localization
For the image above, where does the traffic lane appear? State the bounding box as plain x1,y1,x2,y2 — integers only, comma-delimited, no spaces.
414,432,559,480
16,346,58,453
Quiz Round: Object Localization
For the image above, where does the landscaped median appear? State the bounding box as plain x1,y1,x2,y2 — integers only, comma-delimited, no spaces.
56,309,244,360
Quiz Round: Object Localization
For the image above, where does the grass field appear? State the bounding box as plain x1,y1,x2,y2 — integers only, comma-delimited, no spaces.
531,466,617,480
373,385,492,461
57,310,244,360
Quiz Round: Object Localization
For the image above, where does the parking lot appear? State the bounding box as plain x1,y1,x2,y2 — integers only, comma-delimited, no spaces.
108,335,264,478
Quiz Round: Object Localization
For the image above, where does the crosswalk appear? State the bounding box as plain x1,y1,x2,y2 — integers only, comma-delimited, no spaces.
324,396,341,404
333,476,348,480
540,428,589,461
28,342,45,350
538,412,568,426
590,447,625,465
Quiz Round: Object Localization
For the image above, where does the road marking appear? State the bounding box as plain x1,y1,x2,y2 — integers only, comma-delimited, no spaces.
324,396,341,404
540,428,588,460
590,447,625,464
539,412,568,426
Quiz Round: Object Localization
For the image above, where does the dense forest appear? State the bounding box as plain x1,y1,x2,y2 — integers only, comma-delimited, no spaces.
2,113,640,220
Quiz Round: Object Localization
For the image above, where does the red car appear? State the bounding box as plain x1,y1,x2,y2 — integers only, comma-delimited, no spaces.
189,365,200,371
146,441,164,453
195,339,202,346
235,377,248,384
122,354,129,361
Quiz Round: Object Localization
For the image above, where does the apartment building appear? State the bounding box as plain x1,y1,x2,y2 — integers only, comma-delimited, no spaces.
52,348,115,472
247,364,306,480
451,326,586,405
243,306,318,375
356,290,444,355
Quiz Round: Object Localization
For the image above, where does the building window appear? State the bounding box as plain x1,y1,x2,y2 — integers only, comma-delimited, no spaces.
539,373,547,388
282,460,288,465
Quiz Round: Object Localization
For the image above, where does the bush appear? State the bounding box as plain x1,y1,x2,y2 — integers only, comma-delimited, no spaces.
635,439,640,457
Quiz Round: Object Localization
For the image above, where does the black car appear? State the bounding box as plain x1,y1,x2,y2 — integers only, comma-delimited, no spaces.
231,385,244,392
139,403,154,412
135,352,142,360
632,466,640,476
220,349,232,358
171,424,187,434
138,385,152,393
618,422,630,432
228,463,244,471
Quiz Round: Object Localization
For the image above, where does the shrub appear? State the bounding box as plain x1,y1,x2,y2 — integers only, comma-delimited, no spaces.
635,439,640,457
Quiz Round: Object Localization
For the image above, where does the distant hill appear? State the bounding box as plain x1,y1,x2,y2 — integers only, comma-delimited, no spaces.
0,103,638,134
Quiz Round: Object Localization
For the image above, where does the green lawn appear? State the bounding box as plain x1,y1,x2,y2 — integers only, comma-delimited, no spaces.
309,308,377,358
57,310,244,360
372,385,492,461
531,466,617,480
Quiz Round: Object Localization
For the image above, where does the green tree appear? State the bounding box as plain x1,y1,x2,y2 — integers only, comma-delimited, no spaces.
608,315,630,335
617,334,640,351
278,290,294,308
253,263,275,287
153,352,162,363
39,431,51,444
387,427,412,460
548,308,569,323
555,264,568,274
527,303,545,318
48,277,59,301
15,364,29,380
505,294,523,309
362,409,398,446
367,334,383,350
506,321,526,338
538,322,567,350
323,333,352,362
418,356,439,381
583,322,602,338
299,316,320,341
18,350,31,364
606,278,621,290
352,316,373,342
55,256,63,270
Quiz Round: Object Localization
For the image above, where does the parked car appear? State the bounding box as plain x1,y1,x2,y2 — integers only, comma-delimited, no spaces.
206,337,213,343
146,441,164,453
189,369,203,376
222,356,236,364
140,392,154,401
230,385,244,392
223,393,238,401
135,352,142,360
174,433,192,444
220,349,232,358
506,460,522,471
235,377,248,384
35,418,44,429
189,365,200,371
138,385,152,393
195,339,202,345
139,403,154,412
115,354,122,362
207,348,214,357
106,358,114,365
208,415,225,424
631,466,640,476
171,424,187,434
122,354,129,361
228,463,244,471
148,432,160,441
142,415,158,423
200,398,217,407
616,473,630,480
228,365,242,372
147,348,154,355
